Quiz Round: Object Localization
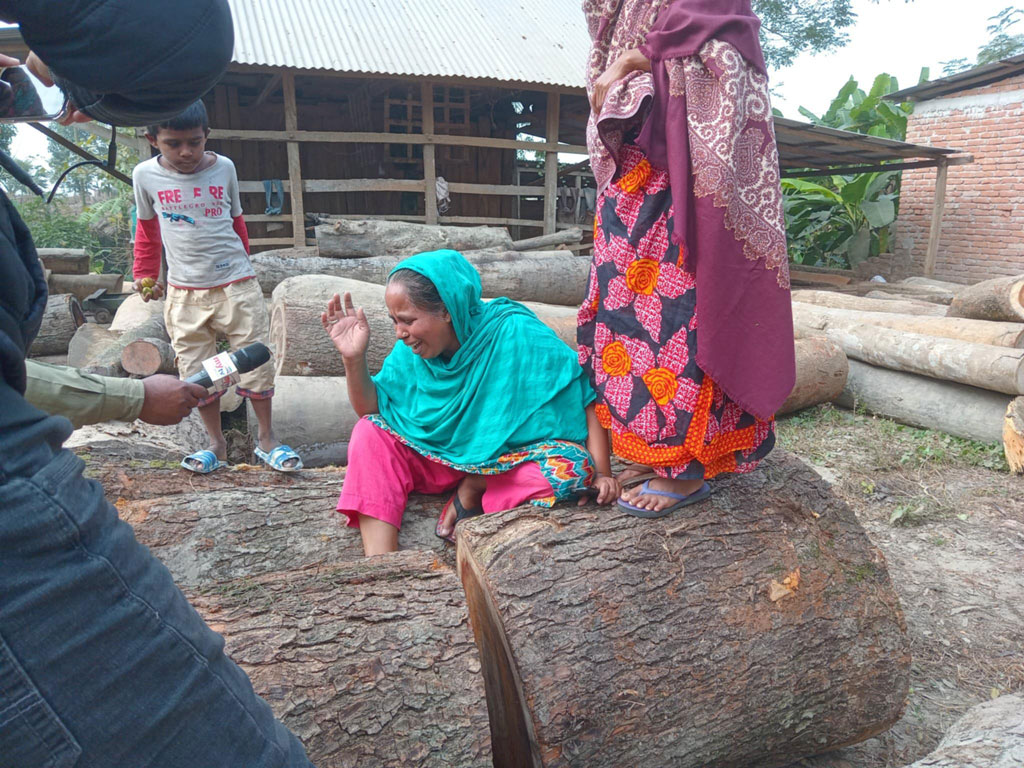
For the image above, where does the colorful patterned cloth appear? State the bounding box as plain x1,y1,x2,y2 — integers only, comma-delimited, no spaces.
577,144,775,480
365,415,594,508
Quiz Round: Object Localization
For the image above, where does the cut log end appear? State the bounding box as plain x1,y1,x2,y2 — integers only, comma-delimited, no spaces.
1005,398,1024,474
121,337,177,376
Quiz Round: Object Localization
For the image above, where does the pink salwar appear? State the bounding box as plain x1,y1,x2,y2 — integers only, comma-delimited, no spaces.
337,418,555,530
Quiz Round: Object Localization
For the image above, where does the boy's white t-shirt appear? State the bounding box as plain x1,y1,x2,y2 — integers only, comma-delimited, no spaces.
133,153,255,289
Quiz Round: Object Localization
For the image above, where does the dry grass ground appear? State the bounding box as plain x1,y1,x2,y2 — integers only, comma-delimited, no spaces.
776,405,1024,768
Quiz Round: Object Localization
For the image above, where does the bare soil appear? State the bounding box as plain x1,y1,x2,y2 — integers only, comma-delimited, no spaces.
776,405,1024,768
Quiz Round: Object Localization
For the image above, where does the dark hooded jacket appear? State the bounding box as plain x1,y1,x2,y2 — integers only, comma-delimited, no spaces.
0,0,232,441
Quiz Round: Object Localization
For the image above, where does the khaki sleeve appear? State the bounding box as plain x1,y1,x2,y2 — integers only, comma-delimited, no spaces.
24,360,146,428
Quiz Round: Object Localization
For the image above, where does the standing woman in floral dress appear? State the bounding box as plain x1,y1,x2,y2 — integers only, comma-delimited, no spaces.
578,0,795,517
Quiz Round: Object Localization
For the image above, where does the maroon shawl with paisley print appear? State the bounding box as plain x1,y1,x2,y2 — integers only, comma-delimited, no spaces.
584,0,794,421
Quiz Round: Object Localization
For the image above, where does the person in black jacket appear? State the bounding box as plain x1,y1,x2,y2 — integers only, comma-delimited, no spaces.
0,3,315,765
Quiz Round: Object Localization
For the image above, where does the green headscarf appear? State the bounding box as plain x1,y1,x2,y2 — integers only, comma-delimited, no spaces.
371,250,595,465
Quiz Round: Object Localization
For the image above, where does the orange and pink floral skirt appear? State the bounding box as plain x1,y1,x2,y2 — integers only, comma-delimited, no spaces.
577,144,775,480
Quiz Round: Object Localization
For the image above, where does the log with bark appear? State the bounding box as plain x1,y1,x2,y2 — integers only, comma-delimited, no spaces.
253,250,590,305
28,293,85,356
837,282,954,303
900,276,965,292
512,228,583,251
456,449,910,768
804,322,1024,395
108,293,164,332
789,268,853,287
903,694,1024,768
791,289,946,317
191,555,493,768
270,275,393,376
246,376,358,467
947,274,1024,322
121,337,177,376
37,247,89,275
835,359,1011,443
778,337,848,415
792,303,1024,348
316,219,513,258
49,272,124,300
1005,398,1024,474
67,311,169,377
864,289,952,305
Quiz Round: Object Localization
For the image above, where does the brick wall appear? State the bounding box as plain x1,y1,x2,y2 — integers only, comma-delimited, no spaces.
891,72,1024,283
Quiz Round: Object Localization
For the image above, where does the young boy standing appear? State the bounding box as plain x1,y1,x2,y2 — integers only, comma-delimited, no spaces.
133,100,301,473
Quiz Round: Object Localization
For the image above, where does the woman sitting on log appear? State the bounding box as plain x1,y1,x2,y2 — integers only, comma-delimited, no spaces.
322,249,621,556
578,0,795,517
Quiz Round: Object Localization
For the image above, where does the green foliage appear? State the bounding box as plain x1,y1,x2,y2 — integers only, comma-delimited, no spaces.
0,123,16,154
941,6,1024,75
784,73,915,268
15,197,99,251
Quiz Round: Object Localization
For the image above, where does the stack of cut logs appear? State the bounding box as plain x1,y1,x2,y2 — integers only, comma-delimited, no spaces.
791,272,1024,473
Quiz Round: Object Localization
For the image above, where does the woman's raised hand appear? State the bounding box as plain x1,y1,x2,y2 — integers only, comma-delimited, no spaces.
322,292,371,360
590,48,651,114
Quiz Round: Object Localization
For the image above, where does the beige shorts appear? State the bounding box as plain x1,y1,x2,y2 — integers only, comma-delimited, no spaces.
164,278,275,403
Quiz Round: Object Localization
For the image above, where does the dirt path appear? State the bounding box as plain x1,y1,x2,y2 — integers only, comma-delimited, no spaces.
776,405,1024,768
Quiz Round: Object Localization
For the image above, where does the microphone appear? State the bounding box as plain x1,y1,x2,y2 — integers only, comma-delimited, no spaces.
185,342,271,389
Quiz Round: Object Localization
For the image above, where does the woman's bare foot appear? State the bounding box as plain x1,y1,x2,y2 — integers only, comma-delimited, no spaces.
437,474,486,539
619,477,705,514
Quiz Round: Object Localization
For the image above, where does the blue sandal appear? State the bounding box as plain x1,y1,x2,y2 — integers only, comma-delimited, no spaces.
617,480,711,519
254,444,303,472
181,449,227,474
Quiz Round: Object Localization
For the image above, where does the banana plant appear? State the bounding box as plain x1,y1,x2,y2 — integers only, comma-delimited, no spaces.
782,171,899,268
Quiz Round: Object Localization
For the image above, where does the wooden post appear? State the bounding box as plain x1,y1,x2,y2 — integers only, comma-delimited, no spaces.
421,82,438,225
924,157,948,277
543,92,560,235
282,72,306,248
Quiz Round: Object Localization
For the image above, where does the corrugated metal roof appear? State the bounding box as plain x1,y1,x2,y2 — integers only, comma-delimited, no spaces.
887,53,1024,102
228,0,591,88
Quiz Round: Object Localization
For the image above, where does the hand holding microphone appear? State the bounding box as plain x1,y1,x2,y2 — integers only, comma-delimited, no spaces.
185,342,271,389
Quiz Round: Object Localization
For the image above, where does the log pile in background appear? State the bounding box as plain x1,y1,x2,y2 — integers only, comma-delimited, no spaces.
315,218,513,258
49,272,124,301
791,274,1024,471
253,249,589,305
37,247,89,275
28,293,85,356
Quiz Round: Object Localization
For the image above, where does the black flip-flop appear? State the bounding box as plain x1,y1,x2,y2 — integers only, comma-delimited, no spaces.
618,480,711,519
436,492,484,543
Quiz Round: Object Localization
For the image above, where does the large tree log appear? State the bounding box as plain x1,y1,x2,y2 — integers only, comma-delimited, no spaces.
246,376,358,467
778,337,848,414
67,324,124,376
864,289,952,305
271,275,393,376
837,282,954,303
903,695,1024,768
316,219,513,258
835,360,1011,443
49,272,124,300
67,312,169,377
253,250,589,305
512,228,583,251
792,289,946,316
108,293,165,332
792,303,1024,348
807,322,1024,395
28,293,85,356
1005,398,1024,474
900,276,965,292
37,247,89,275
456,449,910,768
191,555,492,768
121,337,177,376
947,274,1024,322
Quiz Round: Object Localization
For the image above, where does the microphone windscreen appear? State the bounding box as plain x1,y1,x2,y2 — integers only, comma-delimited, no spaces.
234,342,271,373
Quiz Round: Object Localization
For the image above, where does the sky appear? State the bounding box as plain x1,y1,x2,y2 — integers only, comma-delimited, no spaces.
7,0,1017,162
770,0,1016,118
